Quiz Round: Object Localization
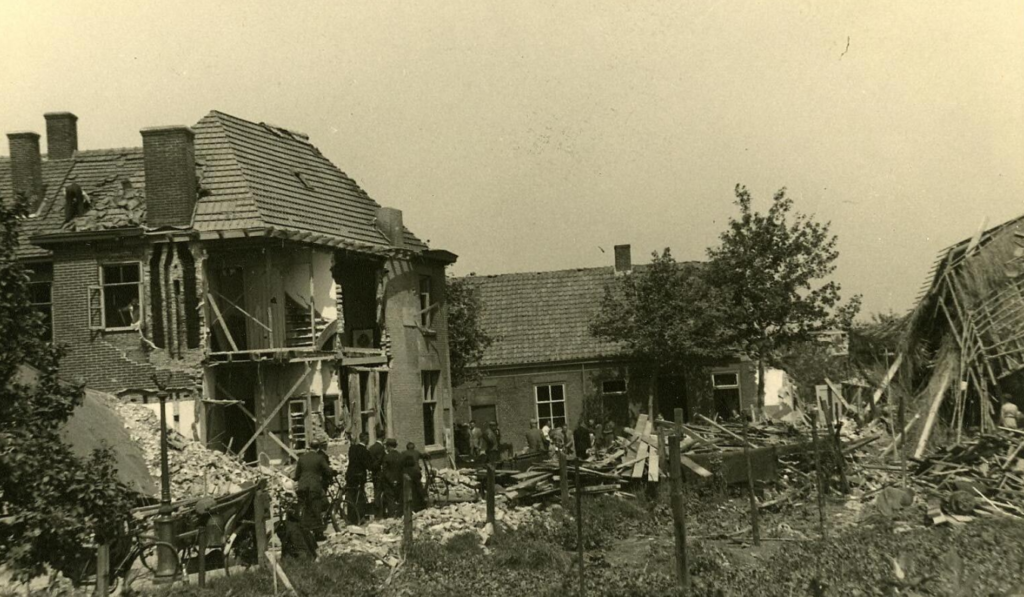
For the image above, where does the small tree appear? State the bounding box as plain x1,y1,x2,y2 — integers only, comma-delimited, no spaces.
590,249,738,414
445,275,494,387
707,185,859,416
0,195,137,583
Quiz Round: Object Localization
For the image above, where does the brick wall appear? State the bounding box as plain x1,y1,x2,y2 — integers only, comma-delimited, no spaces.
51,240,199,395
141,127,196,228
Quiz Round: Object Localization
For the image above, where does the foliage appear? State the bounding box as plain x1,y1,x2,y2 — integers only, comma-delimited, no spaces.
0,194,137,582
706,185,860,409
590,249,738,375
775,340,852,409
445,275,494,387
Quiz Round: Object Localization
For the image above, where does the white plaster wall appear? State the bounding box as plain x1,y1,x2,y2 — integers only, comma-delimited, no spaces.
142,398,197,437
761,368,795,408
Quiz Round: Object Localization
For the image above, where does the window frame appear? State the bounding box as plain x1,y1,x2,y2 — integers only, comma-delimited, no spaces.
711,372,740,390
601,379,627,395
421,370,441,446
97,261,144,332
534,383,567,430
27,265,53,342
418,275,434,328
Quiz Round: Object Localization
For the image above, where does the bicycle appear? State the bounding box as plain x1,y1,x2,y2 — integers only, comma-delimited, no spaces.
324,475,370,530
69,521,180,594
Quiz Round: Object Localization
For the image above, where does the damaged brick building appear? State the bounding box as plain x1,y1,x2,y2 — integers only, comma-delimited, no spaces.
452,245,759,454
3,111,457,466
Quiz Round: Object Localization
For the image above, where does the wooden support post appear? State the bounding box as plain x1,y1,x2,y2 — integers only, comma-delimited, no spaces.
197,523,208,588
95,544,109,597
486,464,497,527
822,391,849,494
207,292,239,352
236,364,312,458
743,421,760,546
559,451,570,509
254,490,269,569
403,473,413,553
575,457,585,597
811,412,827,539
670,408,689,590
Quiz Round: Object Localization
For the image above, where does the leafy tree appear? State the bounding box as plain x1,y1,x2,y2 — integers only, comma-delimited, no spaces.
445,275,494,387
0,194,137,583
707,185,860,415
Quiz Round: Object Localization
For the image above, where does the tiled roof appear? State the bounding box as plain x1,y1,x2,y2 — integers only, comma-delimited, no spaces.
462,267,627,368
193,111,427,250
2,110,430,258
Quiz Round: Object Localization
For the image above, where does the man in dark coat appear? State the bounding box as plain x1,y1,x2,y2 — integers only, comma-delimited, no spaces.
573,420,592,459
367,430,386,517
380,438,405,517
294,436,335,540
345,432,373,523
525,419,545,454
402,442,427,511
483,422,500,464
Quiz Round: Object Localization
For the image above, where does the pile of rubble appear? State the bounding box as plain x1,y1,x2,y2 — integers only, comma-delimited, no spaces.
114,401,267,499
320,500,558,566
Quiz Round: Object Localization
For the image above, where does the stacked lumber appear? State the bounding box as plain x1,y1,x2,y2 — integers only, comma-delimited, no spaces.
910,430,1024,519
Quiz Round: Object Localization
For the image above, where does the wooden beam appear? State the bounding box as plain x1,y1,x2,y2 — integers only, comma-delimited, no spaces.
207,292,239,352
236,364,312,457
914,367,954,459
210,288,272,333
696,414,752,448
679,455,713,478
872,354,903,405
266,431,299,461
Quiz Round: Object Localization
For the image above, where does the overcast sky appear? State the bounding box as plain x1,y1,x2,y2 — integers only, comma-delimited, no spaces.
2,1,1022,316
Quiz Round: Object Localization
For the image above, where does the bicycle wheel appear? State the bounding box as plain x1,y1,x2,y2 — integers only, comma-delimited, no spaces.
138,541,181,579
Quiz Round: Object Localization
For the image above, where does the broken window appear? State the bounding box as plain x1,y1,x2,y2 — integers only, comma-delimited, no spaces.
535,383,566,430
96,263,142,330
422,370,440,445
27,263,53,342
712,372,741,419
419,275,433,328
602,379,627,395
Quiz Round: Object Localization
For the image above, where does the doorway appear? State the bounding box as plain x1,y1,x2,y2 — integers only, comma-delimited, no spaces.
657,375,688,423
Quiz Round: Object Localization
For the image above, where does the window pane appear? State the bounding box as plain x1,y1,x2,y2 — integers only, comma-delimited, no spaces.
537,385,550,402
28,283,51,305
602,380,626,394
554,416,567,428
712,373,738,388
551,385,564,401
538,403,551,419
423,402,437,445
104,284,140,328
120,264,140,283
552,402,565,418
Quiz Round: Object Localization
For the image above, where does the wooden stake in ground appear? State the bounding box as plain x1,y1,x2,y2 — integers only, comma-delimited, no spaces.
486,464,497,528
670,408,690,590
197,523,208,588
95,543,109,596
743,419,761,546
559,452,570,509
403,473,413,553
254,489,269,569
575,457,585,597
811,411,827,539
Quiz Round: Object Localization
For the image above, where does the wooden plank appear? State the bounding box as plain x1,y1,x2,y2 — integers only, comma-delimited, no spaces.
627,414,648,459
632,421,652,478
648,440,660,481
871,354,904,405
266,431,299,461
696,414,752,447
208,292,239,352
914,367,954,459
679,455,713,478
236,363,312,457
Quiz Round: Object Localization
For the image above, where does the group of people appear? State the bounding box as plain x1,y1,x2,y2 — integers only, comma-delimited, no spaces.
532,417,617,459
281,431,430,560
464,420,505,463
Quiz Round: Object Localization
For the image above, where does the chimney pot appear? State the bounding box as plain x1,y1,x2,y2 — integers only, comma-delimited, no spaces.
44,112,78,160
614,244,632,274
7,131,44,210
377,207,405,249
141,126,197,228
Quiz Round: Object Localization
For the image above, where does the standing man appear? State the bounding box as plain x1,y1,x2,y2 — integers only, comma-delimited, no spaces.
381,438,405,516
403,442,427,511
367,429,386,518
484,421,501,464
469,421,483,461
345,432,372,523
294,435,335,541
525,419,545,454
573,419,591,460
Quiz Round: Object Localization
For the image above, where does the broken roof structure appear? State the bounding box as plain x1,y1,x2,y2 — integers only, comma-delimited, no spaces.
901,215,1024,455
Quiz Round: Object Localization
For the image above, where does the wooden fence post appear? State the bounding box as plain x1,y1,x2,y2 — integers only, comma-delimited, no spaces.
671,407,690,590
575,457,585,597
403,473,413,553
254,489,269,569
559,451,570,509
811,411,827,539
743,421,761,546
95,544,109,597
197,522,208,588
486,464,497,528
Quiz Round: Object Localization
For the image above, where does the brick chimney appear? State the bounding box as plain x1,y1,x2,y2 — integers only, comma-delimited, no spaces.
614,244,632,274
44,112,78,160
141,126,196,228
377,207,405,249
7,131,44,208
